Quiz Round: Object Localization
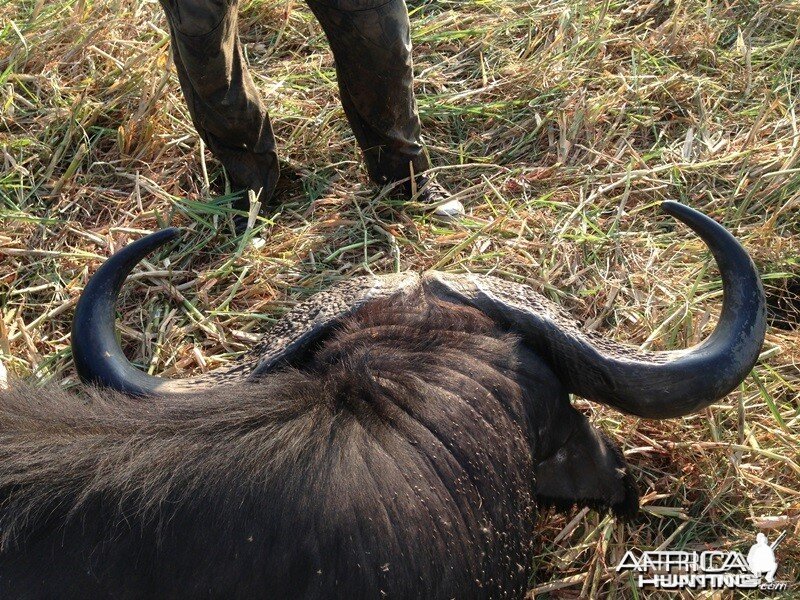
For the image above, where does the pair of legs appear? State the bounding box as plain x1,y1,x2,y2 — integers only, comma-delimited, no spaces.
159,0,446,210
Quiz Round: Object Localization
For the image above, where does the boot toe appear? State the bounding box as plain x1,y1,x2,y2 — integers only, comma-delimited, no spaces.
433,198,465,219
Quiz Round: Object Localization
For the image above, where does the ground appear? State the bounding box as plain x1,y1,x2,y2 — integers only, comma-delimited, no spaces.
0,0,798,597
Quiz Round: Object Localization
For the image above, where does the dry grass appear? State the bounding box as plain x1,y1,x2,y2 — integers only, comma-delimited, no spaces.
1,0,799,597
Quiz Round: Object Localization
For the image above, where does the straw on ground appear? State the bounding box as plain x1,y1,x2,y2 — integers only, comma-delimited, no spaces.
1,0,798,597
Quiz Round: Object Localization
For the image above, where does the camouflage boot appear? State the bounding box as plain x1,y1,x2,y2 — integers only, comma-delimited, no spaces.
306,0,464,217
160,0,279,210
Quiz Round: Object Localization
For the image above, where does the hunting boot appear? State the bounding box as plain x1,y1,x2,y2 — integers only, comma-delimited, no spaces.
306,0,464,218
159,0,279,211
160,0,462,217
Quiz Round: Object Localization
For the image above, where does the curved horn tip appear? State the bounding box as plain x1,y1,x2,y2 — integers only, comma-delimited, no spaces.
658,201,747,258
71,226,185,396
115,227,182,261
145,226,181,246
661,200,698,220
160,226,181,238
104,227,183,260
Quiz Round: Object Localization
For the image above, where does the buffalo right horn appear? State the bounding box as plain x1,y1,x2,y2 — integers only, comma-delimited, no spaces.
553,200,768,418
432,201,767,419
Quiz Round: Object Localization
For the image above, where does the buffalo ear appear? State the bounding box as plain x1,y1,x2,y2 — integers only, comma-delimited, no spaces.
535,414,639,520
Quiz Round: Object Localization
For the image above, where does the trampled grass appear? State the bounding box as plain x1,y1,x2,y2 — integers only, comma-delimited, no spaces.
1,0,798,597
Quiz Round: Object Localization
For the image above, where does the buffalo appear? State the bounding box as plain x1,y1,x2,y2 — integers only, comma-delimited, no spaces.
0,201,765,598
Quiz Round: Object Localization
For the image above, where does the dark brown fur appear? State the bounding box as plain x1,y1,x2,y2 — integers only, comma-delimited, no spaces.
0,293,635,599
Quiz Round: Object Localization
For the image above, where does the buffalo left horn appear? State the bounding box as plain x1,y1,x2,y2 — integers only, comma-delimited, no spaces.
71,229,414,395
71,228,190,396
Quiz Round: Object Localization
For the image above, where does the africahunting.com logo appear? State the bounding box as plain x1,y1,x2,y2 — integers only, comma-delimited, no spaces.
616,531,789,591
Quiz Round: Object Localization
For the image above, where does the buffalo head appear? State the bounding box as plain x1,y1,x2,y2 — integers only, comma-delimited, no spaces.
74,200,766,418
0,201,765,598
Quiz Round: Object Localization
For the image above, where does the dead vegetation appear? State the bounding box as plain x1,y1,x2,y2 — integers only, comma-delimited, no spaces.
0,0,798,597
